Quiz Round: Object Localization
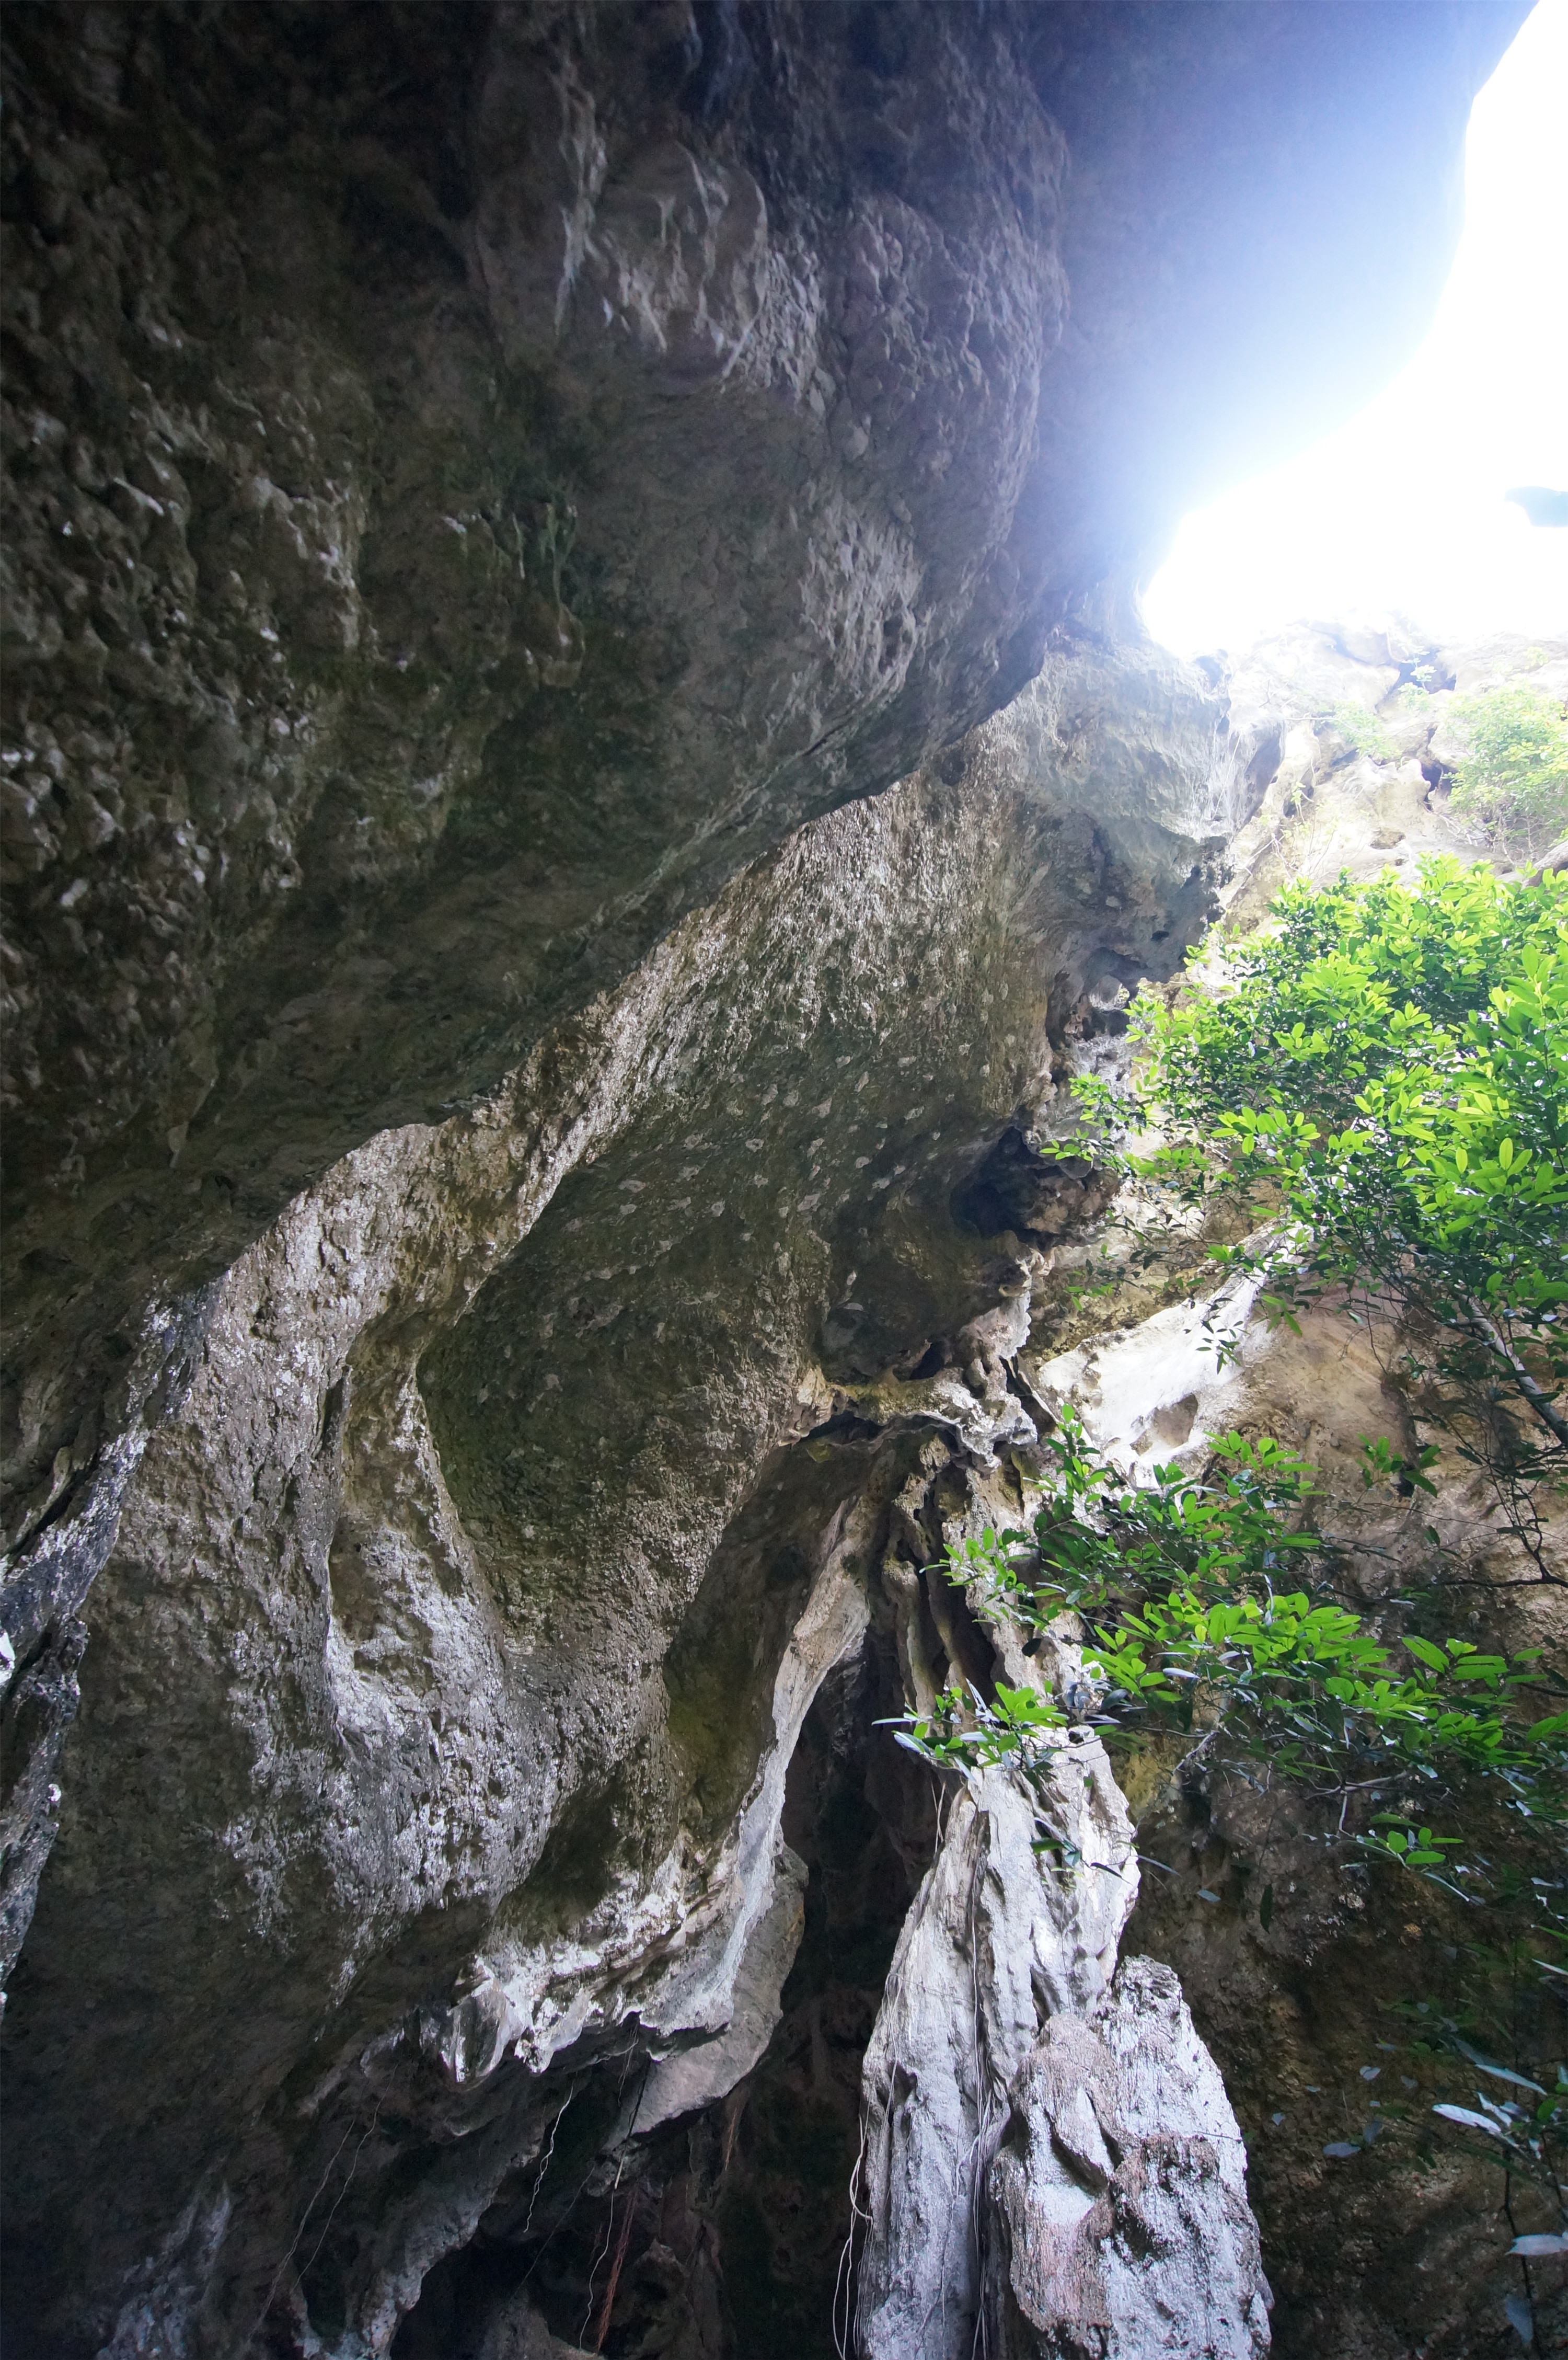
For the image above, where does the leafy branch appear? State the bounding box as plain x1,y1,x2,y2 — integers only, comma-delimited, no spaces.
888,1408,1565,1872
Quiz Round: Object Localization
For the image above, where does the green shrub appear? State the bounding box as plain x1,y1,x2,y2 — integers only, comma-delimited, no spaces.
1448,684,1568,861
1080,858,1568,1479
1325,699,1396,761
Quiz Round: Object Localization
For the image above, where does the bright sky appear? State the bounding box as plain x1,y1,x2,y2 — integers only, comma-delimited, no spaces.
1143,0,1568,661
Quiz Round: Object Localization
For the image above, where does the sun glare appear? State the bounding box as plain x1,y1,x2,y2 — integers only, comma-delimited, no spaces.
1142,0,1568,660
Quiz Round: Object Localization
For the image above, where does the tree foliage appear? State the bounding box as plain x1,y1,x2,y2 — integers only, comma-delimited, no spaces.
884,857,1568,2280
1448,683,1568,861
892,1406,1566,1876
1325,698,1395,762
1080,859,1568,1495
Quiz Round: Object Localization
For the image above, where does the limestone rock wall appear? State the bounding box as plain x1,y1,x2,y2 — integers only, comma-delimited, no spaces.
1221,618,1568,924
984,1958,1271,2360
854,1754,1144,2360
0,7,1537,2358
3,627,1243,2356
4,0,1079,1560
0,0,1523,1578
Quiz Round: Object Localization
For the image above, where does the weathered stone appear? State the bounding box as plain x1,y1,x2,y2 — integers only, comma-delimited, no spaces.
2,622,1237,2356
0,0,1524,1565
983,1957,1271,2360
1218,622,1568,923
0,7,1540,2357
855,1744,1139,2360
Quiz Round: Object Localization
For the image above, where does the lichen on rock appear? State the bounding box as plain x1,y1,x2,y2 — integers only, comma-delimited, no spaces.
0,5,1542,2356
3,613,1242,2357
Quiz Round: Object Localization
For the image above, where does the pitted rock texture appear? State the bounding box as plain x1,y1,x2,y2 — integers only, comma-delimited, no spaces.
983,1958,1271,2360
2,625,1240,2357
0,0,1524,1565
0,0,1072,1557
0,7,1537,2356
854,1742,1143,2360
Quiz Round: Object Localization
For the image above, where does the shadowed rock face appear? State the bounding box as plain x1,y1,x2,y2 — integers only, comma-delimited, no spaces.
2,624,1240,2357
0,6,1536,2357
1,0,1063,1545
0,0,1520,1545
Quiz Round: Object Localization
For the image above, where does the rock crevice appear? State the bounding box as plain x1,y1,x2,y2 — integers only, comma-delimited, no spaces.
0,8,1537,2355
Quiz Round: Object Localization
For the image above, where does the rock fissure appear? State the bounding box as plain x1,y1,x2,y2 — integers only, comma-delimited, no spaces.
2,7,1550,2355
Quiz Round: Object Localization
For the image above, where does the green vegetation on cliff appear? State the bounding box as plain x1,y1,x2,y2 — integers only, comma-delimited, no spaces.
1449,683,1568,861
894,858,1568,2267
1112,856,1568,1471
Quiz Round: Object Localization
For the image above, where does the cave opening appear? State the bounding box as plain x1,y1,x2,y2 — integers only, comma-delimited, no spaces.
388,1632,936,2360
2,3,1559,2355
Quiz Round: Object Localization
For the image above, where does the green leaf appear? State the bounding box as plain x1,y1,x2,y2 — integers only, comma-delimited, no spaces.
1403,1635,1448,1674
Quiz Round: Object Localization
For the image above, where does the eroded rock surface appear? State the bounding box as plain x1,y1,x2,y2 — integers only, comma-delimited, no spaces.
984,1958,1270,2360
855,1740,1141,2360
0,0,1522,1575
1221,619,1568,923
4,626,1243,2356
2,0,1071,1595
0,7,1538,2358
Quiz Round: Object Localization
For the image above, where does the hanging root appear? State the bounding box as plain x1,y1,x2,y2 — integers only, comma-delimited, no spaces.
834,2122,870,2360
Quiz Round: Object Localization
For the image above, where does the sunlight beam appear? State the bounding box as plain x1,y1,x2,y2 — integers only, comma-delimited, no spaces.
1142,0,1568,659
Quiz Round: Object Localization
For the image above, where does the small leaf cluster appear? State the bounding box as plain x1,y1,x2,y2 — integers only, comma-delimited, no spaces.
892,1678,1067,1772
888,1406,1566,1889
1325,700,1396,762
1431,2052,1567,2237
